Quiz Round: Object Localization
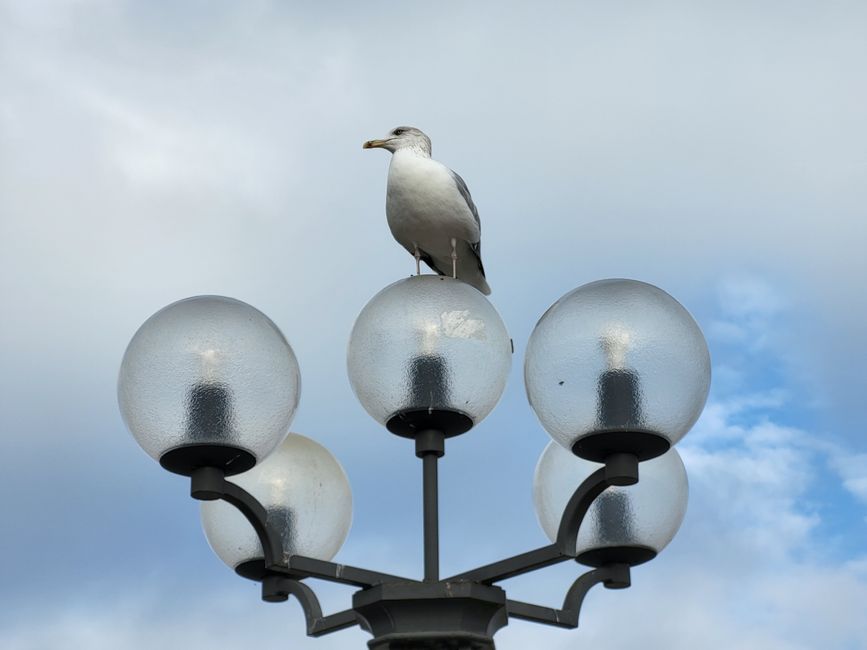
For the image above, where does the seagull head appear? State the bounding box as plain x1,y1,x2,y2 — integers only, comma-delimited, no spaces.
363,126,432,156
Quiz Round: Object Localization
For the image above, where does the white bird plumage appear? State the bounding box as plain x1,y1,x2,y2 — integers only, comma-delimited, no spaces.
363,126,491,295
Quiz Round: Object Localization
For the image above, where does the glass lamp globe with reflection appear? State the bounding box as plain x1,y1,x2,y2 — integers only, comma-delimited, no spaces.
347,275,512,437
200,432,352,580
534,440,689,567
524,279,711,461
118,295,301,475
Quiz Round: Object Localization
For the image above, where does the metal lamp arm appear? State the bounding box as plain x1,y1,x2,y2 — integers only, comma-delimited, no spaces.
281,555,419,588
506,563,631,629
189,468,414,587
261,576,359,637
189,468,367,637
447,455,636,585
190,467,284,568
555,466,609,555
557,453,640,554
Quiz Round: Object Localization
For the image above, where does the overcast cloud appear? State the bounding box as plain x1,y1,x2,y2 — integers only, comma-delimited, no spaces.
1,2,865,649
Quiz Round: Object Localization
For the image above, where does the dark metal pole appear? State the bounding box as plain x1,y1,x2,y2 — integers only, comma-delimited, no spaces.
415,429,445,583
423,452,439,582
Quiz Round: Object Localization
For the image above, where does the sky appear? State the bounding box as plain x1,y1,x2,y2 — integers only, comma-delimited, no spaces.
1,1,866,648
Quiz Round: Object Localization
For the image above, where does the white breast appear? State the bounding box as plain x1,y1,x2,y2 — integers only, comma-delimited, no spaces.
386,151,480,258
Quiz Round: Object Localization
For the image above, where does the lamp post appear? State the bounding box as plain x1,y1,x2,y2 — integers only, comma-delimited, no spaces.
118,275,710,649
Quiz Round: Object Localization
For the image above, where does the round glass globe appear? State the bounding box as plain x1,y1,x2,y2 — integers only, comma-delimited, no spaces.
200,432,352,578
534,441,688,566
347,275,512,436
524,279,710,460
118,295,301,474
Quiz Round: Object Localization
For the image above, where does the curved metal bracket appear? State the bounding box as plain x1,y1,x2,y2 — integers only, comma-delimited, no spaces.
555,467,609,556
189,467,284,569
262,576,359,637
449,456,632,584
188,468,373,637
189,468,414,587
556,453,639,556
506,563,631,628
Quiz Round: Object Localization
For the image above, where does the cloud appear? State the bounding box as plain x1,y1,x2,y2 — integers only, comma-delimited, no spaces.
0,586,356,650
827,450,867,507
1,3,866,650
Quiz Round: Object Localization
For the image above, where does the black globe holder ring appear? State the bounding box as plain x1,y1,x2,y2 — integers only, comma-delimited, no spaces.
186,410,655,649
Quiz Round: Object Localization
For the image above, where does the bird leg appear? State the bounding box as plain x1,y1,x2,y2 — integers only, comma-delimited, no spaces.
450,238,457,278
414,245,421,275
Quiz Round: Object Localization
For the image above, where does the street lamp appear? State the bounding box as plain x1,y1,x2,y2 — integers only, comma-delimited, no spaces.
118,275,710,649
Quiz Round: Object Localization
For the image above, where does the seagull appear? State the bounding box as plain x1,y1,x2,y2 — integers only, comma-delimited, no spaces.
363,126,491,295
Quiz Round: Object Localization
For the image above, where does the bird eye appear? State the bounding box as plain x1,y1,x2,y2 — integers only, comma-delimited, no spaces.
393,128,405,136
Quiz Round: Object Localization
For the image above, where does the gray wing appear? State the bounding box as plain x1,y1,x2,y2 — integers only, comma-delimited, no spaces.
449,170,480,230
449,169,486,276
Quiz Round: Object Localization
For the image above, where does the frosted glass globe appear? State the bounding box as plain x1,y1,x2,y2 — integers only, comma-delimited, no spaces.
118,295,300,475
525,279,710,460
534,441,688,566
200,432,352,578
347,275,512,436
